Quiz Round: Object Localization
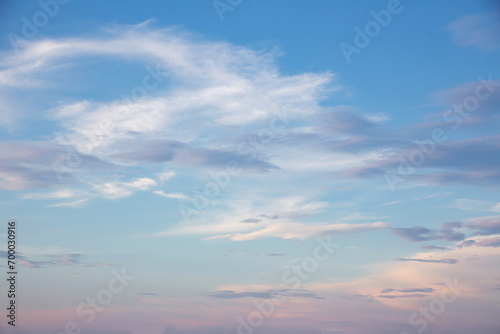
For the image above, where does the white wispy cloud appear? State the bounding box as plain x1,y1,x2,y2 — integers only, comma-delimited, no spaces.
0,22,342,203
23,188,87,200
93,177,156,199
205,221,389,241
157,170,175,183
151,194,388,241
379,201,401,207
413,193,439,201
153,190,189,200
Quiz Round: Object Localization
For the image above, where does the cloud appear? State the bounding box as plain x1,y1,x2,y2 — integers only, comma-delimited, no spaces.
0,23,339,203
448,199,500,212
31,25,333,160
109,139,182,163
476,236,500,247
0,141,112,190
20,177,156,205
126,177,157,190
0,252,109,268
397,288,435,293
394,258,458,264
318,106,383,135
391,226,431,242
266,253,285,257
153,190,189,200
345,134,500,186
207,288,324,299
447,12,500,50
240,214,280,224
155,195,388,241
467,218,500,235
420,245,448,250
458,236,500,248
93,177,156,199
2,21,499,208
240,218,264,223
441,222,463,230
334,77,500,185
379,200,401,207
377,293,428,299
413,193,439,201
391,223,465,242
110,139,279,172
1,19,499,334
379,288,434,297
49,198,89,208
457,240,476,248
23,189,88,200
214,221,389,241
157,170,175,183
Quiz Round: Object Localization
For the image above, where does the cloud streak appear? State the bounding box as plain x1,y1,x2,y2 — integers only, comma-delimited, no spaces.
394,257,458,264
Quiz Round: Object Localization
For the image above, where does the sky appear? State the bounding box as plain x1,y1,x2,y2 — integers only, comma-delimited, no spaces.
0,0,499,333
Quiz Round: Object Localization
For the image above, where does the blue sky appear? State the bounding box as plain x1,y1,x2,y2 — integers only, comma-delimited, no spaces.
0,1,500,334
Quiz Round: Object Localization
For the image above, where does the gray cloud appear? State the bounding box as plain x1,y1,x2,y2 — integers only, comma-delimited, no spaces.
0,141,114,190
240,218,263,223
391,223,465,243
476,236,500,247
391,226,431,242
395,258,458,264
341,133,500,187
110,139,279,173
378,293,427,299
467,219,500,236
421,245,448,250
459,236,500,248
110,139,182,163
458,240,476,248
399,288,434,293
319,107,381,136
240,215,280,224
380,287,434,294
442,222,463,230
